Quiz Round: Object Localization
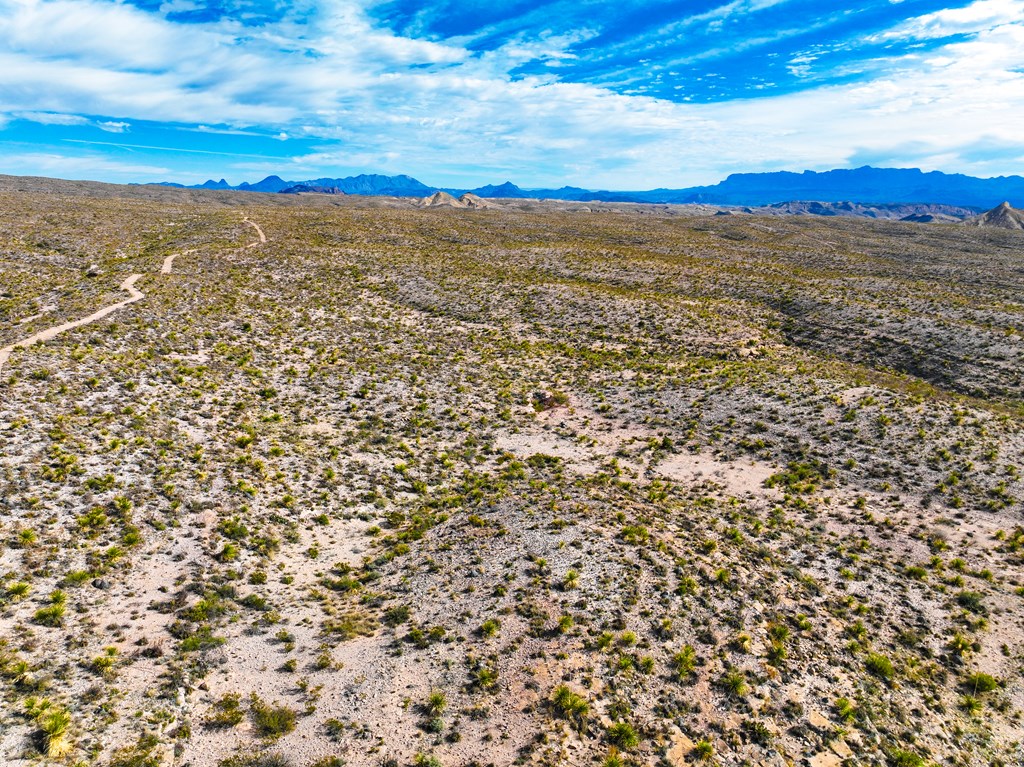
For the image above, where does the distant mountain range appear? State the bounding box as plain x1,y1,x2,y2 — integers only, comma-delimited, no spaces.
157,173,436,197
151,166,1024,209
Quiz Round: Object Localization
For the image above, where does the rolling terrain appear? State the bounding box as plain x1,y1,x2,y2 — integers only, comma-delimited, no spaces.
1,179,1023,767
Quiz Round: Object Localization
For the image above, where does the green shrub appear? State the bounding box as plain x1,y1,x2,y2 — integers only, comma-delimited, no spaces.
963,672,999,693
206,693,245,728
33,604,65,627
693,739,715,761
36,706,72,757
606,721,640,750
218,755,293,767
865,653,895,681
835,697,857,723
887,749,925,767
423,690,447,717
249,696,297,739
672,644,697,681
478,618,500,637
956,590,986,614
720,669,748,697
551,685,589,731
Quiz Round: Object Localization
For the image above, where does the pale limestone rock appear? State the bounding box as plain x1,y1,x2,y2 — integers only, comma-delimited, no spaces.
808,752,843,767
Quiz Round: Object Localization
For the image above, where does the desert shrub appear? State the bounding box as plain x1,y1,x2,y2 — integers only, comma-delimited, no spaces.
383,605,411,626
956,591,986,614
206,693,245,728
33,596,66,627
34,706,72,758
693,739,715,761
765,460,833,493
835,697,858,723
551,685,589,731
249,695,297,739
218,755,293,767
887,749,925,767
606,721,640,749
720,670,748,697
423,690,447,717
672,644,697,681
865,653,895,681
963,672,999,693
310,759,344,767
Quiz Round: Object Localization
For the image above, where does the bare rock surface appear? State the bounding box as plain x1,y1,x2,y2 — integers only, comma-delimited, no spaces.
965,200,1024,230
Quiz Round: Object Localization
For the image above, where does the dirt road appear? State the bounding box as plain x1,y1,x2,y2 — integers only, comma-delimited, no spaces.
243,217,266,246
1,219,264,374
0,274,145,373
160,248,196,274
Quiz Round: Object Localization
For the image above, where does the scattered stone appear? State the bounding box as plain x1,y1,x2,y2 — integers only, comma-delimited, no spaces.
665,730,696,767
807,709,832,730
808,752,843,767
830,739,854,759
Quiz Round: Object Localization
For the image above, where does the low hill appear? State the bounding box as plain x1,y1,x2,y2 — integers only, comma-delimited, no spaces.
965,201,1024,230
750,201,978,221
458,193,494,209
419,190,466,208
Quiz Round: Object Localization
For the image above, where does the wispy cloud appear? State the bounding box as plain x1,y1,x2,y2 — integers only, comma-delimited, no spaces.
0,0,1022,187
64,138,283,159
97,120,130,133
875,0,1024,40
1,151,170,177
13,111,90,125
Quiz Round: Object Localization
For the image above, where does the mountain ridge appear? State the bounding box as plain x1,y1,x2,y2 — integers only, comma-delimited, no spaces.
154,166,1024,209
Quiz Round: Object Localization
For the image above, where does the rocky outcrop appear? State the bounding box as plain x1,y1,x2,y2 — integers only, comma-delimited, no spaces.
419,191,467,208
965,201,1024,230
458,193,495,209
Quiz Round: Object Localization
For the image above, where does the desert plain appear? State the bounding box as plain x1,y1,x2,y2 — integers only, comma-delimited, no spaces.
0,177,1022,767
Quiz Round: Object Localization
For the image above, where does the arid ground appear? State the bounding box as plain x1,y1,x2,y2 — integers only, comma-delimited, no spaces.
1,178,1022,767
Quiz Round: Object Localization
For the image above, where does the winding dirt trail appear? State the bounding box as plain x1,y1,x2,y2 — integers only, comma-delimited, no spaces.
243,217,266,247
161,248,196,275
0,275,145,372
0,218,265,374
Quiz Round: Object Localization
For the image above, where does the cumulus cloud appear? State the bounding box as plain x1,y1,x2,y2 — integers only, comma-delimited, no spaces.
0,0,1022,186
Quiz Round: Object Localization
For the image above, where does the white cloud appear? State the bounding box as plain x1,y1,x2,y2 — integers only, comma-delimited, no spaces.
0,0,1022,187
875,0,1024,40
13,111,89,125
159,0,202,13
97,120,130,132
1,151,170,177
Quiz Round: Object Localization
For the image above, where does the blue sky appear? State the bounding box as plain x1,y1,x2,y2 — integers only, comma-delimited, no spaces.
1,0,1023,188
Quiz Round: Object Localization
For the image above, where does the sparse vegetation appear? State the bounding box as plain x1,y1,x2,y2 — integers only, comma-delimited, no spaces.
0,183,1022,766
